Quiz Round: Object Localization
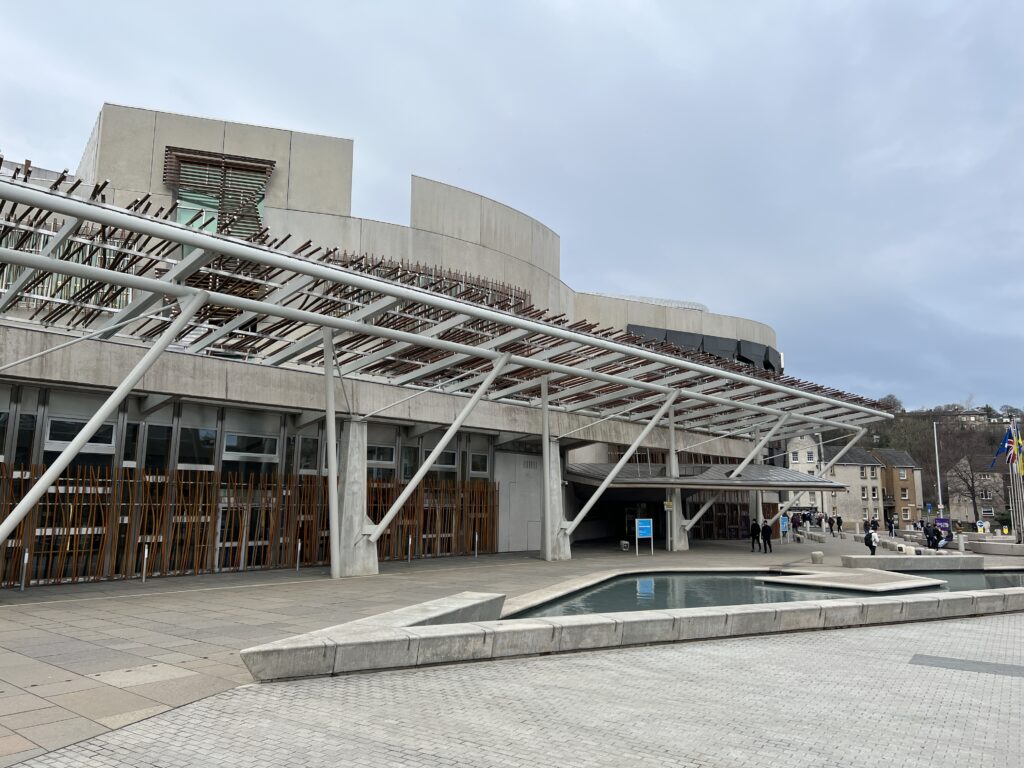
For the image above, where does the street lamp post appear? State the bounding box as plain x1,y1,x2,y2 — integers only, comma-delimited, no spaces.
933,421,945,524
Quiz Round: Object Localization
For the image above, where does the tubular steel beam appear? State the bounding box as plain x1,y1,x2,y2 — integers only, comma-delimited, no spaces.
0,179,890,422
564,391,679,537
0,216,80,312
0,291,208,545
368,353,511,543
0,243,874,436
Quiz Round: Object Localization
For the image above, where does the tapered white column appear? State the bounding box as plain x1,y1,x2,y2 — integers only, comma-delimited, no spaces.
337,418,379,576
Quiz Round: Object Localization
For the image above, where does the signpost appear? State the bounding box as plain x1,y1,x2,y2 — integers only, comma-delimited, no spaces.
780,514,789,541
635,518,654,557
935,517,950,533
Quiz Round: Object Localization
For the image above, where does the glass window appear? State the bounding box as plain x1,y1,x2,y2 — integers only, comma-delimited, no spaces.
367,445,395,463
144,425,173,472
861,486,868,500
225,434,277,456
178,427,217,467
15,414,37,466
790,451,798,463
433,450,456,468
299,436,319,472
400,446,418,482
859,467,866,479
0,411,7,461
123,422,140,464
900,488,909,500
221,460,278,482
982,507,995,517
871,487,878,500
367,466,395,482
806,451,814,462
470,453,489,474
902,508,910,520
48,419,114,445
869,466,877,479
898,468,908,480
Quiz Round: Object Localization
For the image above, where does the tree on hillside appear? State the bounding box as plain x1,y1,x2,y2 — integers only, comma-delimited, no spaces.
940,426,1007,522
878,394,904,413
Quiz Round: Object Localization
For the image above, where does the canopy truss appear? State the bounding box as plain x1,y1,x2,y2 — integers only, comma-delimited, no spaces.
0,172,892,442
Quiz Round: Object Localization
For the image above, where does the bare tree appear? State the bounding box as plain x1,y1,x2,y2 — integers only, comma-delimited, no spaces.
878,394,904,413
942,427,1007,522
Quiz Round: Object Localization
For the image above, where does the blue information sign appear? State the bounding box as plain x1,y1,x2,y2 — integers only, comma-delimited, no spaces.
636,519,653,538
780,516,789,533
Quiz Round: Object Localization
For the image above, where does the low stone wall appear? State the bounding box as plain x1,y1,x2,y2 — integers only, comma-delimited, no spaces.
240,587,1024,683
840,555,984,570
967,542,1024,556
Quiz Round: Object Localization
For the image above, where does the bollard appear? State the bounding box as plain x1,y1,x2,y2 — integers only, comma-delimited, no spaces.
142,545,149,584
19,550,28,592
958,534,965,552
474,531,478,558
296,540,302,572
811,551,824,565
407,535,412,563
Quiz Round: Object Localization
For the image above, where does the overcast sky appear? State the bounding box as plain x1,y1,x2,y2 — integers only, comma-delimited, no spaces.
3,1,1022,410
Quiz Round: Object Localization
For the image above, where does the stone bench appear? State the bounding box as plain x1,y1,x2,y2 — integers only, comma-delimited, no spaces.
240,587,1024,683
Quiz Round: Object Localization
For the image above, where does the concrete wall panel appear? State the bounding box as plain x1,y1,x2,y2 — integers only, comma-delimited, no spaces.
411,176,482,243
360,219,411,261
480,198,532,263
95,105,157,195
287,132,353,216
263,208,361,254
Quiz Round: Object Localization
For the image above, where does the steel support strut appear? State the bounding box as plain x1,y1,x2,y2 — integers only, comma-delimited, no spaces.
368,353,511,544
564,392,679,537
323,328,343,579
0,291,208,545
683,415,789,532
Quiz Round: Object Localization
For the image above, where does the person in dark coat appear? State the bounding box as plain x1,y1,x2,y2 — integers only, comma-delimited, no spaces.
760,521,773,554
836,515,844,534
750,520,761,552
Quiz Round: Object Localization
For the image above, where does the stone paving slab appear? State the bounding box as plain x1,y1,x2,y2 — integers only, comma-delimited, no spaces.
20,613,1024,767
0,535,1017,760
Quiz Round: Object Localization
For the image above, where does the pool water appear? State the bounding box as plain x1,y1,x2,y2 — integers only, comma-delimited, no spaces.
517,573,849,618
514,570,1024,618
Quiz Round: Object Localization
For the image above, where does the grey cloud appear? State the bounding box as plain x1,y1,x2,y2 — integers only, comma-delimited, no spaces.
2,0,1022,407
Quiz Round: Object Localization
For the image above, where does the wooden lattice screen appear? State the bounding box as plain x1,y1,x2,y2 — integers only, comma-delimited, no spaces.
0,465,498,588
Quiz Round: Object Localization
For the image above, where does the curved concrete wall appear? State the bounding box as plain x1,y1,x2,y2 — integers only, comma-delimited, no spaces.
76,105,778,357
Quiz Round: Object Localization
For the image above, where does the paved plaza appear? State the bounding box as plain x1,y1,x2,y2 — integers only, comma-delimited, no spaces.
0,534,1019,765
21,613,1024,768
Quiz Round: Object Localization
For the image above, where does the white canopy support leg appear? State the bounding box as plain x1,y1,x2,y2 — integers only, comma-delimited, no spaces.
323,328,343,579
769,427,866,525
0,291,208,545
564,392,678,538
667,407,687,551
368,353,511,544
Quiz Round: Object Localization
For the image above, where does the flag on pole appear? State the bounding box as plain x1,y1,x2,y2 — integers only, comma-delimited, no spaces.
992,428,1013,468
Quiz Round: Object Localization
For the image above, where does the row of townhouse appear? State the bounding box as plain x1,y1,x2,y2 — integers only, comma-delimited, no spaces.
787,436,924,527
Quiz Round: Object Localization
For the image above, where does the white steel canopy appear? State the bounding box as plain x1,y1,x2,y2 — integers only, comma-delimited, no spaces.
0,175,891,444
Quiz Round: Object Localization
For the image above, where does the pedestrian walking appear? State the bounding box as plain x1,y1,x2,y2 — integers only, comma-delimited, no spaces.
865,528,878,555
836,515,844,534
761,521,773,554
827,516,835,536
750,520,761,552
887,518,896,538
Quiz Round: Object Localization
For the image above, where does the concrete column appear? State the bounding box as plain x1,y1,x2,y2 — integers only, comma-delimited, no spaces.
337,418,379,576
541,438,571,561
666,409,687,551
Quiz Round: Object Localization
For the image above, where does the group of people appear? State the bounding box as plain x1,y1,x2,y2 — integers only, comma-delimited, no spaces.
922,522,954,550
749,520,774,553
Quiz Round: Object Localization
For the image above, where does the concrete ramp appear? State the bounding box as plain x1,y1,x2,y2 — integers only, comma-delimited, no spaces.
758,568,944,592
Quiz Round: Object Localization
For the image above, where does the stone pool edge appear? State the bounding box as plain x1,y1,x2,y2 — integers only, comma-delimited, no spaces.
240,586,1024,683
